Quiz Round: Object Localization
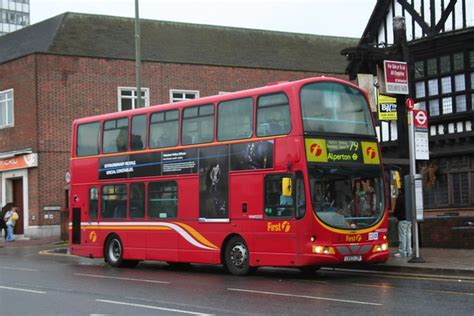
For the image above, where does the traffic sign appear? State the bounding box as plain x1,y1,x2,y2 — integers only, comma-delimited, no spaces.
405,98,415,111
414,110,428,128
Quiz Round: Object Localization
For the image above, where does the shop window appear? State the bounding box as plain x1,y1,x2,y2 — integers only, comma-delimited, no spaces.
453,53,464,71
440,56,451,74
427,58,437,76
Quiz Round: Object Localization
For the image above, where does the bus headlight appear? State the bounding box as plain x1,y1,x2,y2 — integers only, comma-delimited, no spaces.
312,245,335,254
373,243,389,252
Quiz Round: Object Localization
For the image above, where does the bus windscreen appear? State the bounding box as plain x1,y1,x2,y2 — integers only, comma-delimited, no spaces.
309,165,384,230
300,82,375,136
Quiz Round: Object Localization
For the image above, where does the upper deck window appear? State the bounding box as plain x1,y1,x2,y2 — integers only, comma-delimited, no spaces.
103,118,129,154
218,97,253,141
182,104,214,145
300,82,375,136
76,122,100,157
257,93,291,137
149,110,179,149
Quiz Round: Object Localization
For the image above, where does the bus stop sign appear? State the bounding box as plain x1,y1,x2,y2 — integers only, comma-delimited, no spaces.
405,98,415,111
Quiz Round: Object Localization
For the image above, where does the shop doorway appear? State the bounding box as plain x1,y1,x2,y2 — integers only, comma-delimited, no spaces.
12,178,24,235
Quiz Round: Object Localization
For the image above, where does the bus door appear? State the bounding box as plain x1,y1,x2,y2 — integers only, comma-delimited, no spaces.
71,185,94,245
254,174,297,266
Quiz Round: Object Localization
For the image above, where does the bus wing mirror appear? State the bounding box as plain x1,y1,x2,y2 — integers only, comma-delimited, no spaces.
282,177,292,196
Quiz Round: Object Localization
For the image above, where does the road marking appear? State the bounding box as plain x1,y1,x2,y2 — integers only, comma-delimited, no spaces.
0,266,38,272
96,299,213,315
324,268,474,283
74,273,170,284
427,289,474,296
227,288,382,306
352,283,394,289
0,285,46,294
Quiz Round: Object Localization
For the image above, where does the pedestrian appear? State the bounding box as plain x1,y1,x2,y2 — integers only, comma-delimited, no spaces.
4,206,19,242
0,203,13,240
393,191,412,257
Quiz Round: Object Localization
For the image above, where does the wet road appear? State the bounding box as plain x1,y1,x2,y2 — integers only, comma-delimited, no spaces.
0,245,473,315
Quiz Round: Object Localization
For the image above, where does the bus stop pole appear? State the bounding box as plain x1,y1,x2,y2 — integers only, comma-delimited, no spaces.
407,109,425,263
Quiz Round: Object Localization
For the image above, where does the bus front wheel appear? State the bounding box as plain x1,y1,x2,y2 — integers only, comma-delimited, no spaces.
224,236,251,276
105,235,138,268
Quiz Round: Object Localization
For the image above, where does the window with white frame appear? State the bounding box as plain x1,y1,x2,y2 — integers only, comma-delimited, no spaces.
117,87,149,111
0,89,13,128
170,89,199,103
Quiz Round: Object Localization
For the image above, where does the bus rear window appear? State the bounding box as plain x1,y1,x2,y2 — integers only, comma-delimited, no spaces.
76,122,100,157
300,82,375,136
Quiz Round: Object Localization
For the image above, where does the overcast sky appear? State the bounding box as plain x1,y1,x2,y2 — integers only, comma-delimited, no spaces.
30,0,376,38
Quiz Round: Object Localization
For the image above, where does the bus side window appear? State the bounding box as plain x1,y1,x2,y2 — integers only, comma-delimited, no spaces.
89,187,98,221
264,175,294,218
101,184,127,219
256,93,291,137
147,181,178,219
149,110,179,149
130,182,145,218
131,114,147,150
217,97,253,141
103,118,129,154
182,104,214,145
76,122,100,157
295,171,306,219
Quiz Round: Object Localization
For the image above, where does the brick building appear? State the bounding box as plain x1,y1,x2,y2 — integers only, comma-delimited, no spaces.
0,12,356,239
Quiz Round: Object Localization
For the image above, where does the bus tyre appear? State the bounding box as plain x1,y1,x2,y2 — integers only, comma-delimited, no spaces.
298,265,321,275
105,235,138,268
224,236,251,276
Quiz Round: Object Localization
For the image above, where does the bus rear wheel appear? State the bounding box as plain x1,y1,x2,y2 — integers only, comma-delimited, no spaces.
105,235,139,268
224,236,251,276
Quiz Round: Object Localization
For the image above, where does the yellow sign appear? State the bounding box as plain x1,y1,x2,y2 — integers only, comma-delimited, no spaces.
267,221,291,232
378,94,397,121
361,141,381,164
305,139,328,163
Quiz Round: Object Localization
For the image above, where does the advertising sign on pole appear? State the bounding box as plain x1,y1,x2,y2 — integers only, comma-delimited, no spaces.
384,60,409,95
377,94,397,120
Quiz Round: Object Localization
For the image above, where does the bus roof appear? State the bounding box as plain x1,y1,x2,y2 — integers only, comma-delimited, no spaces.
73,77,362,125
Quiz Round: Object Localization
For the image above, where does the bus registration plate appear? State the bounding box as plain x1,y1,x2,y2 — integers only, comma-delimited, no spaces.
344,255,362,262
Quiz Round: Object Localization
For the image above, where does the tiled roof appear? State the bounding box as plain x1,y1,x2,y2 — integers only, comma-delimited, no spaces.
0,12,357,73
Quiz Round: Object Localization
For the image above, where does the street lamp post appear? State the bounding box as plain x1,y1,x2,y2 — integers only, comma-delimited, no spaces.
135,0,142,109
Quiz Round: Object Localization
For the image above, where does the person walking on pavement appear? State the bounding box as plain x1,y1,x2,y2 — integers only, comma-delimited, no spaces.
0,203,13,239
4,206,19,242
393,191,412,257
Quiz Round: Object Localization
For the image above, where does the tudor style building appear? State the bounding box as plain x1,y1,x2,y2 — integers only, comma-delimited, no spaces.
344,0,474,248
0,12,356,239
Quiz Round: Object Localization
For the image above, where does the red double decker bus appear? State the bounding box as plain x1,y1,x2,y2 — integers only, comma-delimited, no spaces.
69,77,389,275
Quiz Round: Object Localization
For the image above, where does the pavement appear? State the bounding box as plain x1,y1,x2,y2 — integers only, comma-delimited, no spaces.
1,236,473,278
